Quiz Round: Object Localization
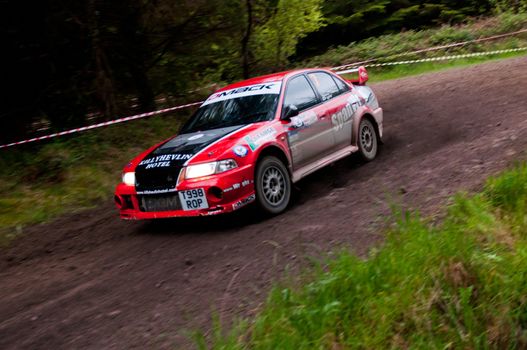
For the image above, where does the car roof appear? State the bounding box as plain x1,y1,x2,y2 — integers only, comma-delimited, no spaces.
216,68,327,92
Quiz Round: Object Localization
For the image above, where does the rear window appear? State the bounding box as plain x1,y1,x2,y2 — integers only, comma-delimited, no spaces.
332,75,350,93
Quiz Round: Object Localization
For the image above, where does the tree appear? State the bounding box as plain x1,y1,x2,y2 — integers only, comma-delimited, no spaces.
296,0,495,58
241,0,254,79
491,0,527,12
252,0,325,70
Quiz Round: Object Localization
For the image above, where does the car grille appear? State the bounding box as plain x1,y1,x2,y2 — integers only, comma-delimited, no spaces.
138,193,182,212
135,166,182,193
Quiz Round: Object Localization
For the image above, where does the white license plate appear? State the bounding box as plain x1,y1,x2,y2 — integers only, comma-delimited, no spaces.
178,188,209,211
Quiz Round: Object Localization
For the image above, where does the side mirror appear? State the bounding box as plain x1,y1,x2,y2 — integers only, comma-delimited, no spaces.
282,104,299,120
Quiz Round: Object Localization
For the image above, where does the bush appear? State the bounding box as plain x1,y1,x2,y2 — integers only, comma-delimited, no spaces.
303,12,527,68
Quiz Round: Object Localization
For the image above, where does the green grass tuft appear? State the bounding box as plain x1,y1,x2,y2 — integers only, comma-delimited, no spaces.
202,164,527,349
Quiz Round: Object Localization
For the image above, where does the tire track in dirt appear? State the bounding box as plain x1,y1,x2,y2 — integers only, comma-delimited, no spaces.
1,57,527,349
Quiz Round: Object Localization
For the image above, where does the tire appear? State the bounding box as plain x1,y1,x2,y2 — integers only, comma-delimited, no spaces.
255,156,291,215
358,118,378,161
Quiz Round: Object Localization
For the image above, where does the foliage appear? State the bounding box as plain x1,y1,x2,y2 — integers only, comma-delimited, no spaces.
3,1,526,143
202,163,527,349
303,12,527,69
295,0,497,58
252,0,325,70
491,0,527,13
0,109,192,244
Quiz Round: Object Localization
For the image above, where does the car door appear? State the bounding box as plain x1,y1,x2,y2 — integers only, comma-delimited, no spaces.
306,71,358,150
283,74,335,170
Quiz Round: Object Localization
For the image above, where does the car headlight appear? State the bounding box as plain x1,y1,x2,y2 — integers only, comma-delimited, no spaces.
122,172,136,186
185,159,238,180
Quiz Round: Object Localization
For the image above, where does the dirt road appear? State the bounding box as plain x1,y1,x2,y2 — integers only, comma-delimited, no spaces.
2,57,527,349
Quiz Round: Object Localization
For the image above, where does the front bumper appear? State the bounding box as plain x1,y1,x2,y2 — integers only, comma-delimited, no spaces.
115,164,255,220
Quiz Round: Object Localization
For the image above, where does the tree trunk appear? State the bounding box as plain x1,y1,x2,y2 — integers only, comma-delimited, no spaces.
513,0,520,13
241,0,253,79
131,64,155,112
121,5,156,112
87,0,117,119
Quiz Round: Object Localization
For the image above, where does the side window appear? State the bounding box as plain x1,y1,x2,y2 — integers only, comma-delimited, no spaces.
307,72,341,101
332,75,350,94
283,75,319,111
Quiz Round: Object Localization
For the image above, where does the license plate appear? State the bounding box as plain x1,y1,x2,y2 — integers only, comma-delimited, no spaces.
140,194,180,212
178,188,209,211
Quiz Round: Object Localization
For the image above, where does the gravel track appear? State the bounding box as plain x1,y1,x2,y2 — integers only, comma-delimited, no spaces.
1,57,527,349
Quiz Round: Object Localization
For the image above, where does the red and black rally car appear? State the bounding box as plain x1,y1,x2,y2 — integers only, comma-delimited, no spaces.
114,67,383,219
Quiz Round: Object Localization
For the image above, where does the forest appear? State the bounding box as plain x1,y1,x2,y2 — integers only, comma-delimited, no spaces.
3,0,526,143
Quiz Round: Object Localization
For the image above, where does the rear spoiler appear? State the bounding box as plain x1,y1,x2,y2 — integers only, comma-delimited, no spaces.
335,66,368,85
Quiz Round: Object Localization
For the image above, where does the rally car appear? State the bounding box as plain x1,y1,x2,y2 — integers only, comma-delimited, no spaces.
114,67,383,219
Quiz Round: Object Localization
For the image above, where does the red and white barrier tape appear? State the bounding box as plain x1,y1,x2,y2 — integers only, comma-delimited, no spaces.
332,28,527,72
2,27,527,150
335,47,527,75
0,101,203,149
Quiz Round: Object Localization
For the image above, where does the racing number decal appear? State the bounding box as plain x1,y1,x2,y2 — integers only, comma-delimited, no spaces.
179,188,209,210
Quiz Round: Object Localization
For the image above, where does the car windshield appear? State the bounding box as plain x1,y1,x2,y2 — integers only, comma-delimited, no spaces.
180,94,279,133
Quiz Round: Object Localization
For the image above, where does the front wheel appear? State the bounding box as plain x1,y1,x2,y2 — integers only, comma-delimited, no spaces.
255,156,291,215
358,118,378,161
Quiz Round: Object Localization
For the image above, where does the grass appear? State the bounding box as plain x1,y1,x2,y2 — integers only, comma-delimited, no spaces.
317,12,527,83
0,113,191,244
198,163,527,349
367,49,527,82
303,12,527,69
1,12,527,244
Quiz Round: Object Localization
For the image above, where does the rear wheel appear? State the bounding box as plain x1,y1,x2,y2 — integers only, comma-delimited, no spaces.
358,118,378,161
255,156,291,215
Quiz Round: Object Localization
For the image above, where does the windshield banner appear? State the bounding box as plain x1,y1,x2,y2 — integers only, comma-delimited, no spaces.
202,81,282,106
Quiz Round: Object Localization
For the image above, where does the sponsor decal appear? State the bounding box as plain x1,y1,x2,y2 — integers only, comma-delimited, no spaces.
232,193,256,210
224,183,240,192
139,154,193,169
136,188,177,195
292,118,303,128
332,95,363,131
202,82,282,106
233,145,249,157
204,209,224,216
353,85,378,109
188,134,204,141
225,180,252,193
244,127,277,151
290,110,318,130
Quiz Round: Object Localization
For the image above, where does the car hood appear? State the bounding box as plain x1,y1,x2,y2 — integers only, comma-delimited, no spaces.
135,125,244,171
